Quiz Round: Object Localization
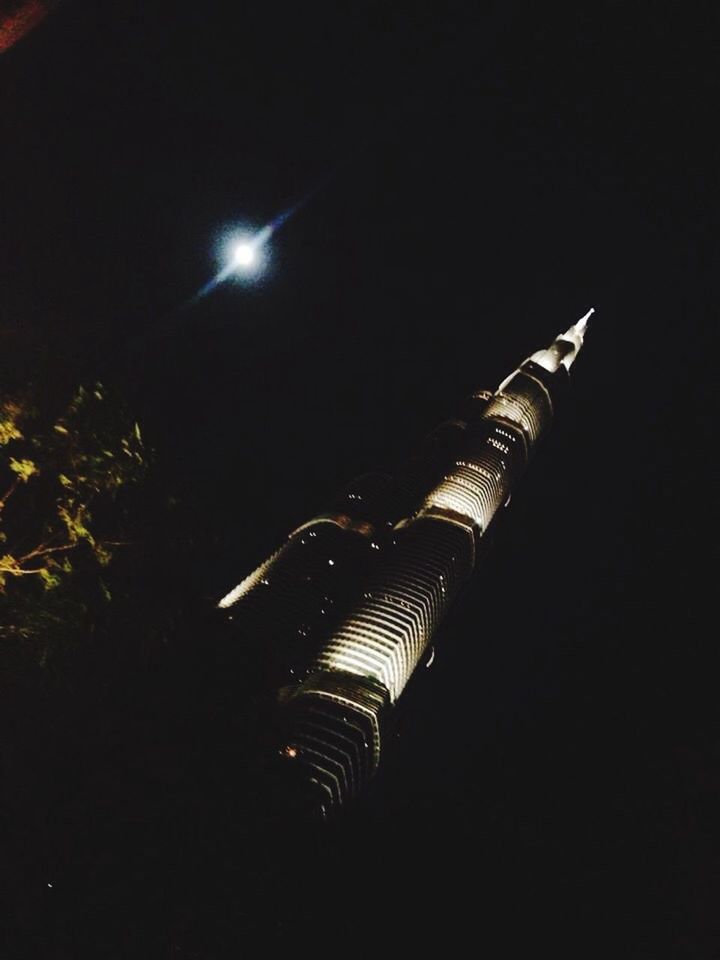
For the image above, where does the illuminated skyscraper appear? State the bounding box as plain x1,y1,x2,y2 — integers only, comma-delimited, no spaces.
219,311,592,815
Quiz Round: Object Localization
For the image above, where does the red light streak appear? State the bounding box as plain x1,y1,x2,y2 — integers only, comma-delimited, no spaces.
0,1,52,54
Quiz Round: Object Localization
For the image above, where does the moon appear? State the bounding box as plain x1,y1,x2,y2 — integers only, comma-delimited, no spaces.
233,242,256,267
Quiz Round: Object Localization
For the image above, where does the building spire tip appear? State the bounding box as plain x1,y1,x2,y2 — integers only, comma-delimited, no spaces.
576,307,595,333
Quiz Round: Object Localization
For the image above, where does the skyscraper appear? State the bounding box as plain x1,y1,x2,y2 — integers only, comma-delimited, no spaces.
219,312,592,815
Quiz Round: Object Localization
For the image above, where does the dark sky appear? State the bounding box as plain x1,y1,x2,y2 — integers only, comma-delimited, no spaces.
1,2,717,956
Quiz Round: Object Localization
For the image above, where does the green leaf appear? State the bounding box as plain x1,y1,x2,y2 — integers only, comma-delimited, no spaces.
39,568,61,591
9,458,38,481
0,401,24,445
94,543,112,567
0,553,21,574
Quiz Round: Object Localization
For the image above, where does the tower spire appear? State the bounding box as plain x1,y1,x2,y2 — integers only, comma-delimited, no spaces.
557,305,594,370
575,306,595,334
525,306,595,375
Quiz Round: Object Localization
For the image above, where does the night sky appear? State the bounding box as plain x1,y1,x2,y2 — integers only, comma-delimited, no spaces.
1,2,717,955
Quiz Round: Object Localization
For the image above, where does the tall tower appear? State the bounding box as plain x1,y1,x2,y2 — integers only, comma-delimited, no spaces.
219,312,592,815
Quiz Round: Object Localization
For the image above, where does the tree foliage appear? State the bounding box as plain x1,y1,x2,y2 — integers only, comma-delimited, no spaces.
0,383,146,665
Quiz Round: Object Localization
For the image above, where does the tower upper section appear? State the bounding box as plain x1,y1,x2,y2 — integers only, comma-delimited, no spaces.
525,306,594,375
422,309,592,540
308,312,593,706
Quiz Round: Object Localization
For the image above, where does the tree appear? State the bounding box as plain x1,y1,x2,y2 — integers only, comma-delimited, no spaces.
0,383,146,667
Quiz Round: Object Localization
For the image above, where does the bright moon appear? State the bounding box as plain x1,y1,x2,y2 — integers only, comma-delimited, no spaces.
233,242,255,267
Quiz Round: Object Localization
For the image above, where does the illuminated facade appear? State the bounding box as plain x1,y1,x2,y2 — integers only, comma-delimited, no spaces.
219,312,592,814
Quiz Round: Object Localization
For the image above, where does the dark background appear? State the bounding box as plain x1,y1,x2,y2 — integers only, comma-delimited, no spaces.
1,1,717,955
